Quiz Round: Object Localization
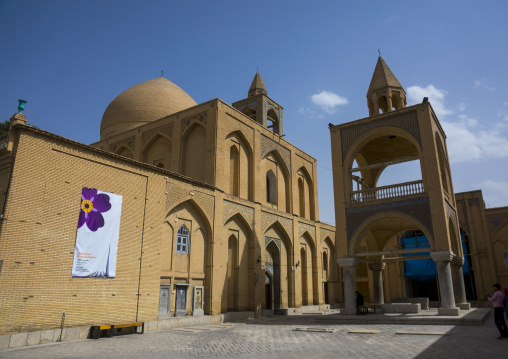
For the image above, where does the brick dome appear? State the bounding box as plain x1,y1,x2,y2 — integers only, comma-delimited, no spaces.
100,77,197,140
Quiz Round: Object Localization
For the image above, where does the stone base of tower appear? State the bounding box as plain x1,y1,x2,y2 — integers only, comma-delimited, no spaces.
438,307,460,316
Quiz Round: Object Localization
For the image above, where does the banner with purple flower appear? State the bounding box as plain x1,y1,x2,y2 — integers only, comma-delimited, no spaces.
71,188,123,278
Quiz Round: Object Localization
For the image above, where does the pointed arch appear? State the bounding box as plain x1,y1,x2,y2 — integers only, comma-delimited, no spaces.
264,221,294,308
267,109,279,134
166,197,213,236
225,130,253,200
115,145,134,159
241,105,257,121
181,123,206,181
226,233,238,311
166,198,212,314
344,127,423,193
142,133,172,169
296,166,315,220
262,150,291,213
348,212,435,258
224,213,255,312
224,212,253,232
301,231,318,305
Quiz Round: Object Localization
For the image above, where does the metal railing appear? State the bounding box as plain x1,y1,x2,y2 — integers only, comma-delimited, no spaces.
350,180,424,203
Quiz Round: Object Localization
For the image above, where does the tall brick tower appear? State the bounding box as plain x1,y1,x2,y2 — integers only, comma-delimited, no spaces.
329,56,469,315
232,72,284,135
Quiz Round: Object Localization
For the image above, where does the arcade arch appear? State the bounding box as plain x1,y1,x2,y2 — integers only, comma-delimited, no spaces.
346,128,424,204
263,222,293,309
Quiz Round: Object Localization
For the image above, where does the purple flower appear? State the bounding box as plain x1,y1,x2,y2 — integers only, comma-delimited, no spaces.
78,188,111,232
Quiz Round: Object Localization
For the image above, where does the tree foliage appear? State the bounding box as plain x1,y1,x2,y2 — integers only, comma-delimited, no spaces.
0,120,10,137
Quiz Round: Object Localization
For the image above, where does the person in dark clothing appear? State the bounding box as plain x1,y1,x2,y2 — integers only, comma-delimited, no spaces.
486,283,508,339
355,291,364,307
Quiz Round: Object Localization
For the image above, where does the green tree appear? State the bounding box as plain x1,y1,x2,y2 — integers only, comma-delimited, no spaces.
0,120,10,137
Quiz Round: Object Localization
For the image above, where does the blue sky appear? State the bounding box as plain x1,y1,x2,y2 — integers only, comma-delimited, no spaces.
1,1,507,224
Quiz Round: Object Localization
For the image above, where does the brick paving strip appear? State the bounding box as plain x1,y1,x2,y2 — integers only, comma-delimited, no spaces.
293,327,335,333
348,329,381,334
395,331,449,335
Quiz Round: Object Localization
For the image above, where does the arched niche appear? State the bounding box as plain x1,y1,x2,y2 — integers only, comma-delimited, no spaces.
181,124,206,182
115,145,134,159
262,150,290,213
264,222,294,308
165,199,212,314
142,134,172,169
225,131,253,200
223,213,255,312
296,166,315,220
300,231,318,305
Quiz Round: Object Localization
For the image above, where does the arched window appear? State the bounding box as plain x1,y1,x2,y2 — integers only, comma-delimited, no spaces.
267,109,279,134
242,106,257,121
266,170,277,204
176,225,189,255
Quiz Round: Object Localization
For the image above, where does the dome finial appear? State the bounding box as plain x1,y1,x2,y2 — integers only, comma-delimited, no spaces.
378,48,381,57
161,70,164,78
17,99,27,114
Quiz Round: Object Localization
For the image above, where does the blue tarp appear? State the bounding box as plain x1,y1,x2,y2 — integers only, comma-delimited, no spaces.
401,234,469,282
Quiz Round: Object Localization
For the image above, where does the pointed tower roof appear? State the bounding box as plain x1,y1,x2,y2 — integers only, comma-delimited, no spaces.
367,57,404,97
248,72,267,97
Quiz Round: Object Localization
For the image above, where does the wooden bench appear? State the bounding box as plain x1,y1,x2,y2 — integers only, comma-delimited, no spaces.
90,322,144,339
357,304,376,315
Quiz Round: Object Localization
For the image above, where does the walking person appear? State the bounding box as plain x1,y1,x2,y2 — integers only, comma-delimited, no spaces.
486,284,508,339
504,287,508,320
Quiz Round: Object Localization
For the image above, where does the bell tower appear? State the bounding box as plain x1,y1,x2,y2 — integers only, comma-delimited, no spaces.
233,72,284,136
330,57,469,316
367,56,407,116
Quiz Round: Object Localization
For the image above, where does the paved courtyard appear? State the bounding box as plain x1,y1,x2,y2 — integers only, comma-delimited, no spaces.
1,313,507,359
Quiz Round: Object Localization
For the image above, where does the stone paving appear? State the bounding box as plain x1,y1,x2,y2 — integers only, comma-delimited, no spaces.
1,313,507,359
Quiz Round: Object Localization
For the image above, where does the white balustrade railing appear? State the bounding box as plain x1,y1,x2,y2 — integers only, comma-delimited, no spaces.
350,180,424,203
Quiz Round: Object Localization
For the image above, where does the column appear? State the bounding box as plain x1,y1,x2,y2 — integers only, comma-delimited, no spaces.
337,258,357,315
431,251,460,316
368,262,385,305
386,91,393,112
373,94,380,115
451,257,471,310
